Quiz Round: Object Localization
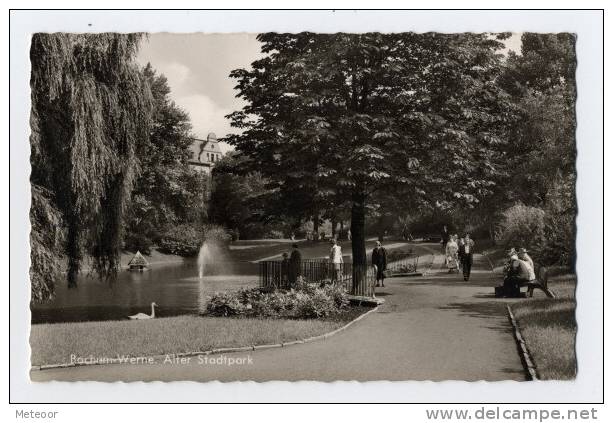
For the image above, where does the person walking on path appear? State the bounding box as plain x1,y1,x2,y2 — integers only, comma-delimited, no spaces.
281,252,290,286
372,241,388,287
441,225,450,253
445,235,460,273
459,233,475,281
288,244,302,286
329,239,344,284
458,237,465,267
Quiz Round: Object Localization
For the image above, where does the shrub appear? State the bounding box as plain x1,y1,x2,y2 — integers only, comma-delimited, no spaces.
539,212,574,267
158,224,202,256
228,228,240,241
203,224,232,245
264,229,285,239
205,291,246,316
539,176,576,267
257,291,297,317
123,231,154,255
294,290,335,318
495,204,546,252
322,284,350,309
204,284,349,319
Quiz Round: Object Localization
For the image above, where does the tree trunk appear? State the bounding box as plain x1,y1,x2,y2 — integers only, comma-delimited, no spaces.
377,214,385,242
331,216,337,239
66,220,80,289
350,189,367,293
313,212,320,240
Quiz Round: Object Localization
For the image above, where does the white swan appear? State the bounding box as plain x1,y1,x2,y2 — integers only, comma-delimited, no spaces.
128,302,157,320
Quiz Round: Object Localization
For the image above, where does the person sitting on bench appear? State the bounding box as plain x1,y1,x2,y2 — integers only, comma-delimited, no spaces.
518,247,546,297
503,250,533,297
518,247,536,280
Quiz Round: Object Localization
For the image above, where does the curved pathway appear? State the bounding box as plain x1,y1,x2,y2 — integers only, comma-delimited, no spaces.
31,250,525,382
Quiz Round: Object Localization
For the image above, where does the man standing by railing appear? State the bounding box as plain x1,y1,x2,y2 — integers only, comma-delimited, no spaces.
329,239,343,284
288,243,302,286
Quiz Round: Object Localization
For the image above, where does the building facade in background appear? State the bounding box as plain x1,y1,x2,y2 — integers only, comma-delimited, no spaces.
188,132,223,173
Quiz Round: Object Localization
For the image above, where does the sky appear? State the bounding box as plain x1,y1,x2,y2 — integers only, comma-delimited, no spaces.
136,33,522,153
136,33,264,152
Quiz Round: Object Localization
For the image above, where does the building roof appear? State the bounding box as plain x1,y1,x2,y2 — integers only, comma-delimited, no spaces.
188,136,221,165
128,251,149,266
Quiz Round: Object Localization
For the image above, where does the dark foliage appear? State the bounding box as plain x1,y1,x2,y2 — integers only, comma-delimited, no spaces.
30,33,153,298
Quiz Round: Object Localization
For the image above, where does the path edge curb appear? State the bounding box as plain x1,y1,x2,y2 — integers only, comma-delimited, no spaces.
31,305,380,372
506,304,539,381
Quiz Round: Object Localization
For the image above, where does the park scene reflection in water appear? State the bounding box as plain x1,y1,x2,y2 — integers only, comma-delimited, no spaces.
31,260,258,324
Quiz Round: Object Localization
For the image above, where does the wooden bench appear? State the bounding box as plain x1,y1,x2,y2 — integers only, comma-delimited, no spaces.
521,266,555,298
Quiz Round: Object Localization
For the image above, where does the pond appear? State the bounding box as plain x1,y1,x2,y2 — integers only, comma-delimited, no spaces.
31,260,259,324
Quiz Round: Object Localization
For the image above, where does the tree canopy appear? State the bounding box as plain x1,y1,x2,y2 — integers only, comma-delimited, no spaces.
30,33,153,298
227,32,518,286
208,153,265,235
124,64,204,253
496,33,577,265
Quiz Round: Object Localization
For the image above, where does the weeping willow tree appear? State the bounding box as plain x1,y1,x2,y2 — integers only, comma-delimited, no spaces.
29,33,153,301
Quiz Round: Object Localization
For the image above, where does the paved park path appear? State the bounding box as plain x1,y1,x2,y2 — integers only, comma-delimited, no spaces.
253,238,407,262
31,248,526,382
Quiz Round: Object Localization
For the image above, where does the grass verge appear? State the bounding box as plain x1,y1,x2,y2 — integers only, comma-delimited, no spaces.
30,306,372,367
510,274,577,380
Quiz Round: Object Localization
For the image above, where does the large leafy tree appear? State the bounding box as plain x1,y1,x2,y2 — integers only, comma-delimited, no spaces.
227,33,516,288
30,33,153,298
504,33,576,204
125,64,204,253
208,153,270,239
496,33,576,265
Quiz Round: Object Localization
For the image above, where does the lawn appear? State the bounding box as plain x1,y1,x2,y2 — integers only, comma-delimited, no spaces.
510,273,577,380
30,307,371,367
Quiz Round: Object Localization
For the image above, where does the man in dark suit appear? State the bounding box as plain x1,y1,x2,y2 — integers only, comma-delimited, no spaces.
288,244,302,286
458,233,475,281
441,225,450,252
371,241,387,287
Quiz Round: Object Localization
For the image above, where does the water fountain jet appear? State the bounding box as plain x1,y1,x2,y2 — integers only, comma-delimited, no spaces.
197,242,211,279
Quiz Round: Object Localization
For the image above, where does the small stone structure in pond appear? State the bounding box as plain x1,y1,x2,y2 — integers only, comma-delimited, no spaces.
128,251,149,271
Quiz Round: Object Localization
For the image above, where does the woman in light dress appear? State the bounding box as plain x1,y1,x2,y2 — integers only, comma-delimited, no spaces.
446,234,460,273
329,239,344,283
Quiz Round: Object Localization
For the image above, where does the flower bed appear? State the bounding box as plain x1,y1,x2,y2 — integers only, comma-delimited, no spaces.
203,283,350,319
